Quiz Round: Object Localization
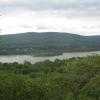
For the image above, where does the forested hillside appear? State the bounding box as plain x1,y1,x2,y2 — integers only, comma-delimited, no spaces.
0,32,100,55
0,55,99,100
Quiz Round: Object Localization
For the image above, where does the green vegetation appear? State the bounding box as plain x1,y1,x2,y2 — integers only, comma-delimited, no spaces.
0,55,100,100
0,32,100,55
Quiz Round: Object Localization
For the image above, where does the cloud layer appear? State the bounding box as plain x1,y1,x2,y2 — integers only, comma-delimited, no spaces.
0,0,100,35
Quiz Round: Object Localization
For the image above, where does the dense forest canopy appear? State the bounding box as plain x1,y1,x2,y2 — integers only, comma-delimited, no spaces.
0,55,99,100
0,32,100,55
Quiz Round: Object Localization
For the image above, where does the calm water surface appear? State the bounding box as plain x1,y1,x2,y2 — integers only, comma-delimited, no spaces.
0,51,100,64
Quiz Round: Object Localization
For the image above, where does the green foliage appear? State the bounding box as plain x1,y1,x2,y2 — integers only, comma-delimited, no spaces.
0,55,100,100
0,32,100,55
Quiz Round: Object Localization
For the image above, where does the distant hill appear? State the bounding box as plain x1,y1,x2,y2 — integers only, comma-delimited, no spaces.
0,32,100,55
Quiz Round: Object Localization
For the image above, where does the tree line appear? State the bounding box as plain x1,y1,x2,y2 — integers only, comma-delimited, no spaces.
0,55,100,100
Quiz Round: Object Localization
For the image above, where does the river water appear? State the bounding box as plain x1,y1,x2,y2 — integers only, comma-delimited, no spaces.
0,51,100,64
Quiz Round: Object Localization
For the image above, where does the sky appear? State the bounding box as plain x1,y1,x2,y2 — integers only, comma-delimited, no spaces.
0,0,100,35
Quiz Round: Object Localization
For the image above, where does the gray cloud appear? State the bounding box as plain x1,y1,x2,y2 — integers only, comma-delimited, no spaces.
19,25,33,29
37,26,49,30
83,25,100,29
0,0,100,16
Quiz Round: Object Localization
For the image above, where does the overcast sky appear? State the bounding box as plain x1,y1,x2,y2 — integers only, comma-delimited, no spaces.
0,0,100,35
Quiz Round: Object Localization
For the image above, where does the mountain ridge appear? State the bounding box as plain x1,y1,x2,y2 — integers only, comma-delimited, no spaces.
0,32,100,55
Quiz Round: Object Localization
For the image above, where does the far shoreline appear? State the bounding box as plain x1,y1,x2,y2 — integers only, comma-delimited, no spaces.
0,50,100,57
